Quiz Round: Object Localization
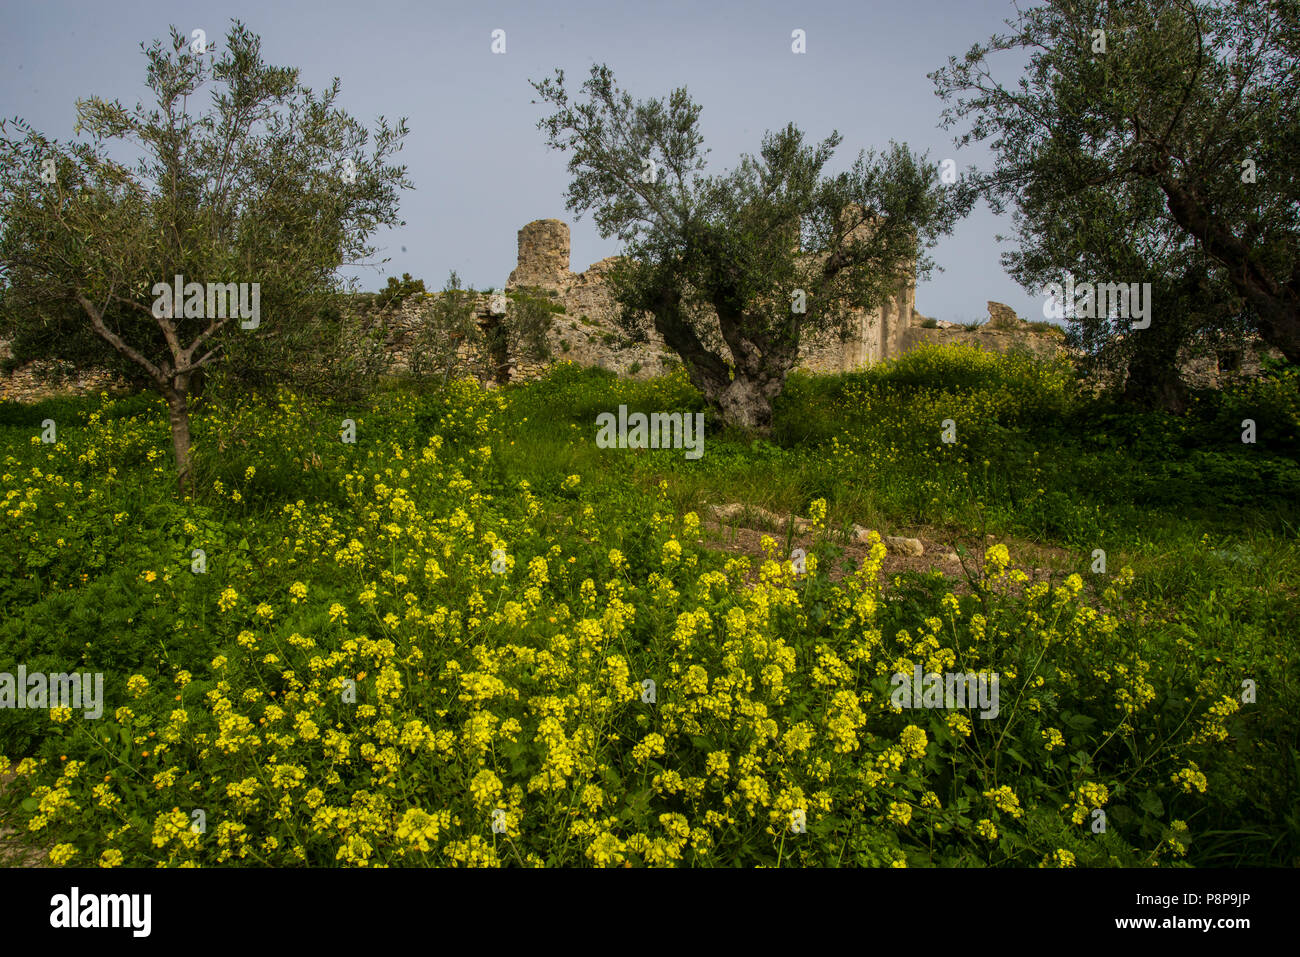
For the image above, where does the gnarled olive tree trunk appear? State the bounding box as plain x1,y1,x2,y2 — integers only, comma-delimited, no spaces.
641,285,799,431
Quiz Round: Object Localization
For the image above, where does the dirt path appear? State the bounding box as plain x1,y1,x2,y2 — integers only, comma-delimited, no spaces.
700,509,1074,591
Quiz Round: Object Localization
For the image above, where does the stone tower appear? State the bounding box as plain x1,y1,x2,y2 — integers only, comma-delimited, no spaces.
507,219,571,291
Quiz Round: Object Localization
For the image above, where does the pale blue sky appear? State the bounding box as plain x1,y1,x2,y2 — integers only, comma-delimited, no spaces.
1,0,1048,325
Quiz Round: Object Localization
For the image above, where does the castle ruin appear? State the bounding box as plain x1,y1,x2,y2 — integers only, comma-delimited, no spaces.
499,217,920,378
17,216,1262,402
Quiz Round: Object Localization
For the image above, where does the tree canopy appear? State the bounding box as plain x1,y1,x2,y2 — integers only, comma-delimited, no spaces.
0,21,411,489
931,0,1300,406
532,63,969,429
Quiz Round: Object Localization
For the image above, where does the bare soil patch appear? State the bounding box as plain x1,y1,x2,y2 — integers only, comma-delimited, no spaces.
699,513,1074,594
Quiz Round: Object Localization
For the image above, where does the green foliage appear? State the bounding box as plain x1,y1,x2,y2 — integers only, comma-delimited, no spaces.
932,0,1300,390
504,289,560,363
232,296,393,403
407,272,482,385
376,273,427,311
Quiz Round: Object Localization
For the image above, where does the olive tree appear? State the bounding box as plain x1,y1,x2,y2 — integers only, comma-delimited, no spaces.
931,0,1300,403
531,64,967,430
0,21,411,491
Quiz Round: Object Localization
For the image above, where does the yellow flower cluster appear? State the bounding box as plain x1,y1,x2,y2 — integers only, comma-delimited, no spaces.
0,381,1240,870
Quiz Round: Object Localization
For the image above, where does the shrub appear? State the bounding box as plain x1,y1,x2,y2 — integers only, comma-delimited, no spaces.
407,272,483,385
376,273,427,310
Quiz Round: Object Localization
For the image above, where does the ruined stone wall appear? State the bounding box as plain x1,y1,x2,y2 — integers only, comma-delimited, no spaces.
0,340,130,403
502,218,917,380
536,251,679,377
16,219,1270,400
373,272,677,384
1178,339,1281,389
900,303,1068,362
0,248,1072,401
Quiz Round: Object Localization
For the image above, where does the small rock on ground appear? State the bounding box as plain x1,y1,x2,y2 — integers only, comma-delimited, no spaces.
884,536,925,557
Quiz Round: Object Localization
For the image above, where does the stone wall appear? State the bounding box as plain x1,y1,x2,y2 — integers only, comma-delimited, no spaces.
0,340,129,404
498,217,921,380
525,246,678,378
16,219,1276,400
901,302,1067,362
1179,340,1281,389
